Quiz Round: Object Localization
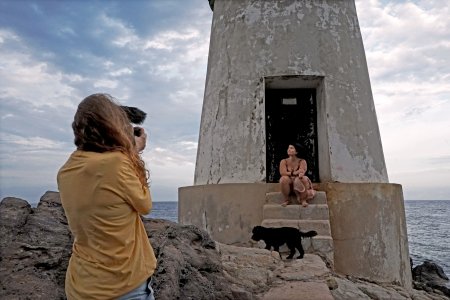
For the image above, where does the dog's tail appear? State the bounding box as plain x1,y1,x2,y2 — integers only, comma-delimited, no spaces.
300,230,318,238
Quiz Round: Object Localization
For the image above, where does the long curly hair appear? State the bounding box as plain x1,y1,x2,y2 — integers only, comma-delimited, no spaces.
72,93,149,188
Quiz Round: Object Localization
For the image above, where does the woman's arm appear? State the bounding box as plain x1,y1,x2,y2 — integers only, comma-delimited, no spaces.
293,159,307,177
118,156,152,215
279,159,292,177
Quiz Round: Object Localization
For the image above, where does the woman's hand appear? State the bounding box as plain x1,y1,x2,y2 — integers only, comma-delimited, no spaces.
294,171,304,179
134,127,147,153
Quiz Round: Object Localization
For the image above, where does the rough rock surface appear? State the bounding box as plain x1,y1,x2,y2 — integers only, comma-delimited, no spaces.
0,192,235,300
1,192,449,300
413,260,450,298
143,220,234,299
0,193,72,299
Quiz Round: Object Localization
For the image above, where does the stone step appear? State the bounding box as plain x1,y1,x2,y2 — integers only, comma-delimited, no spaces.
263,204,330,220
266,191,327,205
265,182,323,193
261,219,331,236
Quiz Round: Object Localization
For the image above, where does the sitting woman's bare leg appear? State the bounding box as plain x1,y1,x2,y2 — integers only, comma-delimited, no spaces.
280,176,292,206
299,176,314,207
293,177,307,206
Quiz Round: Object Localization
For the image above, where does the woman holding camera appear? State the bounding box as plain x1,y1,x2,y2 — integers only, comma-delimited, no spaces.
57,94,156,299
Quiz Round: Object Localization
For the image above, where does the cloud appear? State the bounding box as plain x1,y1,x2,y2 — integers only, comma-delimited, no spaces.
1,134,66,150
99,13,141,49
142,140,198,201
93,79,118,89
0,0,211,202
356,1,450,83
144,29,200,50
0,30,80,108
110,68,133,77
354,0,450,199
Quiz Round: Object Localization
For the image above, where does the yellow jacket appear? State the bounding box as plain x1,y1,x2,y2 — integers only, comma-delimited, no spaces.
57,150,157,299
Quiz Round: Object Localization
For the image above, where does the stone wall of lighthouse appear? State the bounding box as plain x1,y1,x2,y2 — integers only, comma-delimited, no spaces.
194,0,388,185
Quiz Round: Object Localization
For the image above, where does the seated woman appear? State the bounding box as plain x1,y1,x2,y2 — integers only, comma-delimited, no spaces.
279,143,316,207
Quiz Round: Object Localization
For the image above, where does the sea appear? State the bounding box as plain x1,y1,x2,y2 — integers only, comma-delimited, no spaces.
147,200,450,277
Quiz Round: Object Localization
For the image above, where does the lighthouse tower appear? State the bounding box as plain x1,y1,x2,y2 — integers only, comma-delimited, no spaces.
179,0,411,290
195,0,388,185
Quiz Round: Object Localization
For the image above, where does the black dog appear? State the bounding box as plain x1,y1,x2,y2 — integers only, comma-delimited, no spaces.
251,226,317,259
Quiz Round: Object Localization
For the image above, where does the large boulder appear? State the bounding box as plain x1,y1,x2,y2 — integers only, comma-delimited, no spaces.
143,220,235,299
0,192,235,300
0,193,72,299
413,260,450,297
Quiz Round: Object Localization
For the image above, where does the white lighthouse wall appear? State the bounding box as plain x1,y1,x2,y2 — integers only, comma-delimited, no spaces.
194,0,388,184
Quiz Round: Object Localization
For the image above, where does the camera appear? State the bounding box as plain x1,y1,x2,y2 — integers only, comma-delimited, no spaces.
121,106,147,137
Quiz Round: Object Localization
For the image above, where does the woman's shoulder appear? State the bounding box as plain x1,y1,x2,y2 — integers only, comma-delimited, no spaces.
102,151,131,165
75,149,126,158
73,150,129,165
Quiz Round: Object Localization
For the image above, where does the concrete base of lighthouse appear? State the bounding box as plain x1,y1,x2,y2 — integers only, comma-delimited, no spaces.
178,182,412,290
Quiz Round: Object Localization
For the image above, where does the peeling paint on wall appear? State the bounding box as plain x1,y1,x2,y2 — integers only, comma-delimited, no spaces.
195,0,388,185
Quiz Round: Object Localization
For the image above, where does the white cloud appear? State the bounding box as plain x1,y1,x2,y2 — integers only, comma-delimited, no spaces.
169,88,201,105
1,113,13,119
110,68,133,77
0,29,20,43
356,0,450,199
99,14,140,49
144,29,200,50
145,140,197,168
93,79,118,89
179,141,198,151
142,140,198,199
0,133,66,150
57,26,77,37
0,32,79,108
63,73,85,83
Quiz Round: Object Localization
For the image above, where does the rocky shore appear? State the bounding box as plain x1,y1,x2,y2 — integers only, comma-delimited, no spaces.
0,192,448,299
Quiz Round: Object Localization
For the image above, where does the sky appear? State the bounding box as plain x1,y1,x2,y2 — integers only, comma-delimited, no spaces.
0,0,449,203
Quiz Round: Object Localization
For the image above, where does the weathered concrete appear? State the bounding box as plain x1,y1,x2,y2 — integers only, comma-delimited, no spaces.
195,0,388,184
266,190,328,205
179,182,412,290
178,183,267,246
263,203,329,220
324,182,413,291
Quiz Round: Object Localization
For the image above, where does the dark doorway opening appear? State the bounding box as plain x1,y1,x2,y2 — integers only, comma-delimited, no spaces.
265,88,319,183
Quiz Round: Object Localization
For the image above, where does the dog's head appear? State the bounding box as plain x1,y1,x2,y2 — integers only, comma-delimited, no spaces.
251,225,265,241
